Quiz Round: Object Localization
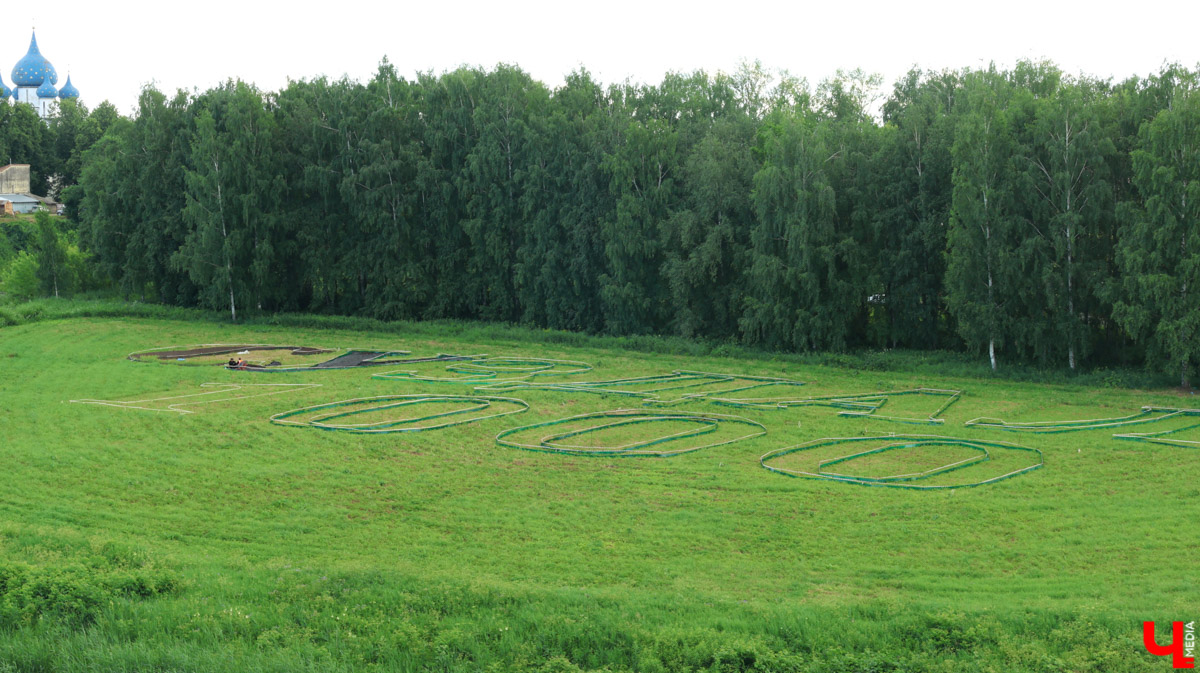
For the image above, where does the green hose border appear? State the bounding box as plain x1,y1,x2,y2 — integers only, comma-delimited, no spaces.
373,356,592,384
713,388,963,425
480,370,806,407
964,405,1185,433
495,408,767,458
760,435,1044,490
817,442,990,483
270,394,529,433
1112,407,1200,447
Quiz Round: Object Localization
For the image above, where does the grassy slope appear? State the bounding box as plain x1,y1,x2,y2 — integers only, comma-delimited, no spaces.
0,315,1196,672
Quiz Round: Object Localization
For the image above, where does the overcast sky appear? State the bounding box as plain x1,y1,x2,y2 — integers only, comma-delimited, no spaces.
6,0,1199,115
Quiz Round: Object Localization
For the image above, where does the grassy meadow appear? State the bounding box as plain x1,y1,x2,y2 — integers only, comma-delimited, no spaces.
0,308,1196,672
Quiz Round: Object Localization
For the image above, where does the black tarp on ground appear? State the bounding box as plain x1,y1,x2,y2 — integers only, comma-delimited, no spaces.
131,345,332,361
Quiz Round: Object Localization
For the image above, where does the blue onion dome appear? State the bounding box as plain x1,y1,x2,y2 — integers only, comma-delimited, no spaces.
11,32,58,87
0,75,10,99
36,73,58,98
58,75,79,99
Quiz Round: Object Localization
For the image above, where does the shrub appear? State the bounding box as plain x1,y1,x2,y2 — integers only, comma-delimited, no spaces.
0,253,39,303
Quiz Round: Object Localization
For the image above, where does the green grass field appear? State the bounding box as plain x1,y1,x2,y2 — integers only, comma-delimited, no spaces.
0,314,1196,672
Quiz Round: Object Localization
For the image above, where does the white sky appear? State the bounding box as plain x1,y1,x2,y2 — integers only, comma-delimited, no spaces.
6,0,1200,116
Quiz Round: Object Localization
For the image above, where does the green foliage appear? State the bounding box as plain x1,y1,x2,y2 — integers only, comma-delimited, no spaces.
0,231,12,269
32,211,71,297
1114,92,1200,386
874,69,959,349
1009,70,1117,369
662,117,756,339
174,81,288,322
513,69,611,332
743,110,867,350
946,69,1020,370
0,535,178,631
0,100,52,194
0,218,36,257
0,213,103,302
55,60,1200,376
0,96,119,199
0,563,106,629
77,88,195,303
0,252,39,302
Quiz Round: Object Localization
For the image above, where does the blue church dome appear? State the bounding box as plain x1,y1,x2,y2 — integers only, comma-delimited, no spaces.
11,32,58,87
58,74,79,99
36,74,58,98
0,74,10,99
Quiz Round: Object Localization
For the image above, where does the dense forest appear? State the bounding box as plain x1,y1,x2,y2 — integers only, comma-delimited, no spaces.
2,61,1199,383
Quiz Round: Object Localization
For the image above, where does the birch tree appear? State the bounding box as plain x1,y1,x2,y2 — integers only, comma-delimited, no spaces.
1114,94,1200,387
177,109,239,321
1020,80,1113,369
742,113,855,350
946,73,1019,370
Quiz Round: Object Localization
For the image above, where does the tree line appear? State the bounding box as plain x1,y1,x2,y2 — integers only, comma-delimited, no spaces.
31,60,1200,384
0,99,119,301
0,98,120,195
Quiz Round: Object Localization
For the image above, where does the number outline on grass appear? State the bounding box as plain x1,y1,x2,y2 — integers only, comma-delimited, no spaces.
1110,407,1200,447
373,356,592,384
70,383,323,415
495,408,766,457
269,394,529,433
711,388,962,425
480,370,807,407
964,405,1188,433
760,435,1044,489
